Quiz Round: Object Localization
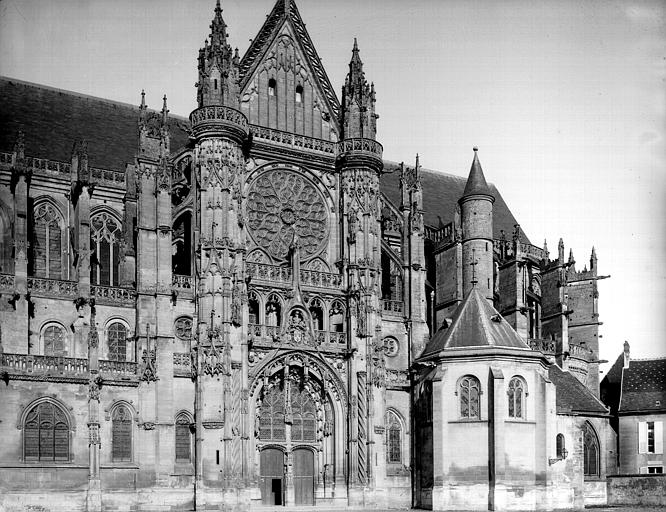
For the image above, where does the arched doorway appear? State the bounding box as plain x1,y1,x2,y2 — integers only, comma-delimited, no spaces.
260,448,284,505
293,448,315,505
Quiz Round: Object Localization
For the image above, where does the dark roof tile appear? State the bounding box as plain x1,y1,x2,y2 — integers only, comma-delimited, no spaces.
549,364,609,415
619,358,666,413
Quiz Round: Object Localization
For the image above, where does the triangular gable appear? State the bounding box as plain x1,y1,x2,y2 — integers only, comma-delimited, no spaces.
239,0,341,136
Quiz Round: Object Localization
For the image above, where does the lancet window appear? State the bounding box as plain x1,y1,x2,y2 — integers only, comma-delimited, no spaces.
309,298,324,331
329,301,345,333
90,211,122,286
175,412,193,463
459,375,481,419
507,376,526,419
583,423,600,477
32,202,64,278
381,251,403,301
172,211,192,276
386,409,403,464
107,322,129,362
111,405,132,462
248,291,260,325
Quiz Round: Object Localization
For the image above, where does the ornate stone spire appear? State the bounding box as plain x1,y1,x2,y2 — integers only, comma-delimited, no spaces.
341,38,377,139
196,0,240,108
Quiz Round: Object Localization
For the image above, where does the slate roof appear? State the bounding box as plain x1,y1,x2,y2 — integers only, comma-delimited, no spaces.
549,364,609,416
619,358,666,414
0,77,191,171
419,287,531,358
380,162,524,241
462,148,494,199
1,76,526,243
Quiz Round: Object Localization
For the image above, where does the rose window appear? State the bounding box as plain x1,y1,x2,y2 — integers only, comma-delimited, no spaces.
247,169,328,260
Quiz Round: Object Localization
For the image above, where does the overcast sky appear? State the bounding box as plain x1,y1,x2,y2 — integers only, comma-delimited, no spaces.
1,0,665,372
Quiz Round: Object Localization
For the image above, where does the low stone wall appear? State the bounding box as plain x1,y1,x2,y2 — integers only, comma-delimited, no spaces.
607,474,666,507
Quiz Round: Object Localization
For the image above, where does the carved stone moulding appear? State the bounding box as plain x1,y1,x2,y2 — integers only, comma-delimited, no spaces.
202,420,225,429
190,106,249,143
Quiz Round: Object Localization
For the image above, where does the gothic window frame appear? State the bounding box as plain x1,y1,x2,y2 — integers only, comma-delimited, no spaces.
90,209,122,287
106,319,131,362
40,322,67,357
21,397,74,463
457,375,482,420
266,293,283,327
583,422,600,478
110,403,134,463
556,433,567,459
248,290,262,326
175,411,194,464
328,300,346,333
31,199,66,279
258,384,286,442
385,408,404,465
308,297,326,331
295,84,304,103
290,384,318,444
507,376,528,419
172,210,193,276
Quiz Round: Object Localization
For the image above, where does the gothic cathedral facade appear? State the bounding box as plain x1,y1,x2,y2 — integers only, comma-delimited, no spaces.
0,1,613,511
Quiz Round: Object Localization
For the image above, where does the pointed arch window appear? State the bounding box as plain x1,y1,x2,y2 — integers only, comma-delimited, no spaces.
107,322,128,362
172,211,192,276
259,386,286,442
32,202,64,278
91,212,122,286
175,413,193,463
248,291,260,326
268,78,276,97
112,405,132,462
583,423,600,477
295,84,303,103
386,410,403,464
23,401,70,461
508,376,526,419
459,375,481,419
291,386,317,443
329,301,345,333
43,324,66,356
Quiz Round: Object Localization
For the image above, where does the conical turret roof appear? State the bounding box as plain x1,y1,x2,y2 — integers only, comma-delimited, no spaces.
419,287,530,359
462,147,494,199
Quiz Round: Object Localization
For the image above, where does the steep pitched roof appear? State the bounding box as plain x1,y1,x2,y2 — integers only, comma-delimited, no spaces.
380,161,525,241
239,0,341,124
619,358,666,414
420,288,531,358
549,364,609,416
0,77,190,170
462,148,494,199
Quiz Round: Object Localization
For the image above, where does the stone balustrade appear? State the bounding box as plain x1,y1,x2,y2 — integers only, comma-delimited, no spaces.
250,125,337,155
90,166,125,186
246,262,343,289
172,274,194,295
1,353,88,374
337,137,383,159
382,299,404,317
250,325,346,349
190,105,249,139
424,223,453,244
98,359,138,375
529,338,556,354
91,285,136,306
27,277,79,298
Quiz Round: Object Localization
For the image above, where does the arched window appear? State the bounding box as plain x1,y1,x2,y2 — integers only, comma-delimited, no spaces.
259,386,286,442
268,78,276,96
583,423,600,477
266,294,282,327
386,410,403,464
508,376,526,419
112,405,132,462
43,324,66,356
556,433,567,459
24,400,70,461
90,211,122,286
295,84,303,103
291,386,317,443
107,322,128,361
32,202,63,278
381,251,403,301
248,291,260,325
309,298,324,331
172,212,192,276
175,413,193,463
329,301,345,333
459,375,481,419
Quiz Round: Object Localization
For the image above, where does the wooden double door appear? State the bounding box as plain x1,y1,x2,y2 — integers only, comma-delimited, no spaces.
260,447,314,506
